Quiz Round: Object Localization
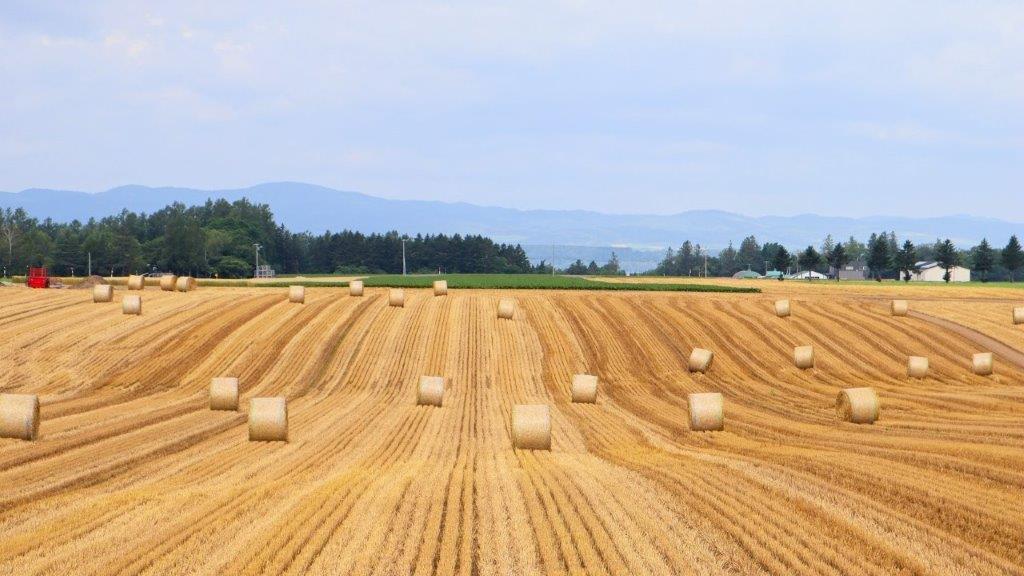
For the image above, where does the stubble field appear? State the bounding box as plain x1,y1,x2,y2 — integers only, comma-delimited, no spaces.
1,281,1022,575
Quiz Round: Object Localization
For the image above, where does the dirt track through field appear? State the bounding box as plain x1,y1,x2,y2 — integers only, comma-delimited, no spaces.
0,285,1023,575
909,310,1024,370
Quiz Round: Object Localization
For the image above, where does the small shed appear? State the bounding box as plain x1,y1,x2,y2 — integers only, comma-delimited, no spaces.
834,260,868,280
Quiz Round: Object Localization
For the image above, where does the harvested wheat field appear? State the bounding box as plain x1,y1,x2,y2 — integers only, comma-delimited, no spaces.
1,282,1023,575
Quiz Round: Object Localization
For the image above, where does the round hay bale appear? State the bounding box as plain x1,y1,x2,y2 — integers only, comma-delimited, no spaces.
288,285,305,304
972,352,993,376
688,348,714,373
122,295,142,315
349,280,364,297
688,392,724,431
794,345,815,369
891,300,909,316
1013,307,1023,325
249,397,288,441
512,404,551,450
774,299,791,317
433,280,448,296
908,356,929,378
210,377,239,411
417,376,445,406
127,275,145,290
389,289,405,307
497,298,515,320
0,393,40,440
570,374,598,403
175,276,197,292
837,387,879,424
92,284,113,303
159,275,178,291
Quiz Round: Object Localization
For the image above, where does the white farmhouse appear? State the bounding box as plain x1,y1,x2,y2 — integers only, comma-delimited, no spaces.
911,261,971,282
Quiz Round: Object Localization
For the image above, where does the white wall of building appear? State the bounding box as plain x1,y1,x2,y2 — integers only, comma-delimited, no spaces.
911,266,971,282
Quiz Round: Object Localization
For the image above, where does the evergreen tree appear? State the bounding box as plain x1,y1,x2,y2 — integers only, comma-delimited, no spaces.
736,236,761,272
601,252,622,275
821,234,835,260
972,238,996,282
844,236,866,262
565,259,587,275
827,241,848,280
797,246,821,274
886,231,899,272
1003,235,1023,282
761,242,784,272
866,233,891,281
935,239,958,283
895,240,917,282
53,227,83,275
718,241,738,275
771,246,791,280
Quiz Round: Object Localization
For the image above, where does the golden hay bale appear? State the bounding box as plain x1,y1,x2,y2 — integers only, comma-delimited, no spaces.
837,387,879,424
908,356,929,378
433,280,448,296
972,352,993,376
417,376,445,407
774,299,791,317
349,280,364,297
122,295,142,315
512,404,551,450
92,284,113,303
288,285,305,303
249,397,288,441
891,299,909,316
127,275,145,290
389,289,405,307
688,348,714,373
1013,307,1024,325
210,377,239,411
175,276,197,292
687,392,724,431
794,345,815,369
570,374,598,403
0,393,40,440
160,275,178,291
497,298,515,320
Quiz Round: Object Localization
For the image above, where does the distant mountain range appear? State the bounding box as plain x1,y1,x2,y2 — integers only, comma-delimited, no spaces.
2,182,1019,273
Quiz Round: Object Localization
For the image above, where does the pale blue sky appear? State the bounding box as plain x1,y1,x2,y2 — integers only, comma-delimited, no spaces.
1,1,1021,219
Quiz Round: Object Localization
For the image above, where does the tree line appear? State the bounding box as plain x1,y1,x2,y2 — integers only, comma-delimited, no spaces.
3,199,1020,281
0,199,541,278
650,233,1023,282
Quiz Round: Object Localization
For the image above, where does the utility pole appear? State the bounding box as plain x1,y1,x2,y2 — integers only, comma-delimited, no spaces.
88,252,92,277
401,237,407,276
253,243,261,277
551,245,555,276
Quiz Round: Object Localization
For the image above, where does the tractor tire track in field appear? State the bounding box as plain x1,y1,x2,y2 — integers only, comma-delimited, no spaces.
908,310,1024,370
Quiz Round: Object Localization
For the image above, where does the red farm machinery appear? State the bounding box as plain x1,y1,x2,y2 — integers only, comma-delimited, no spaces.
27,267,51,288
